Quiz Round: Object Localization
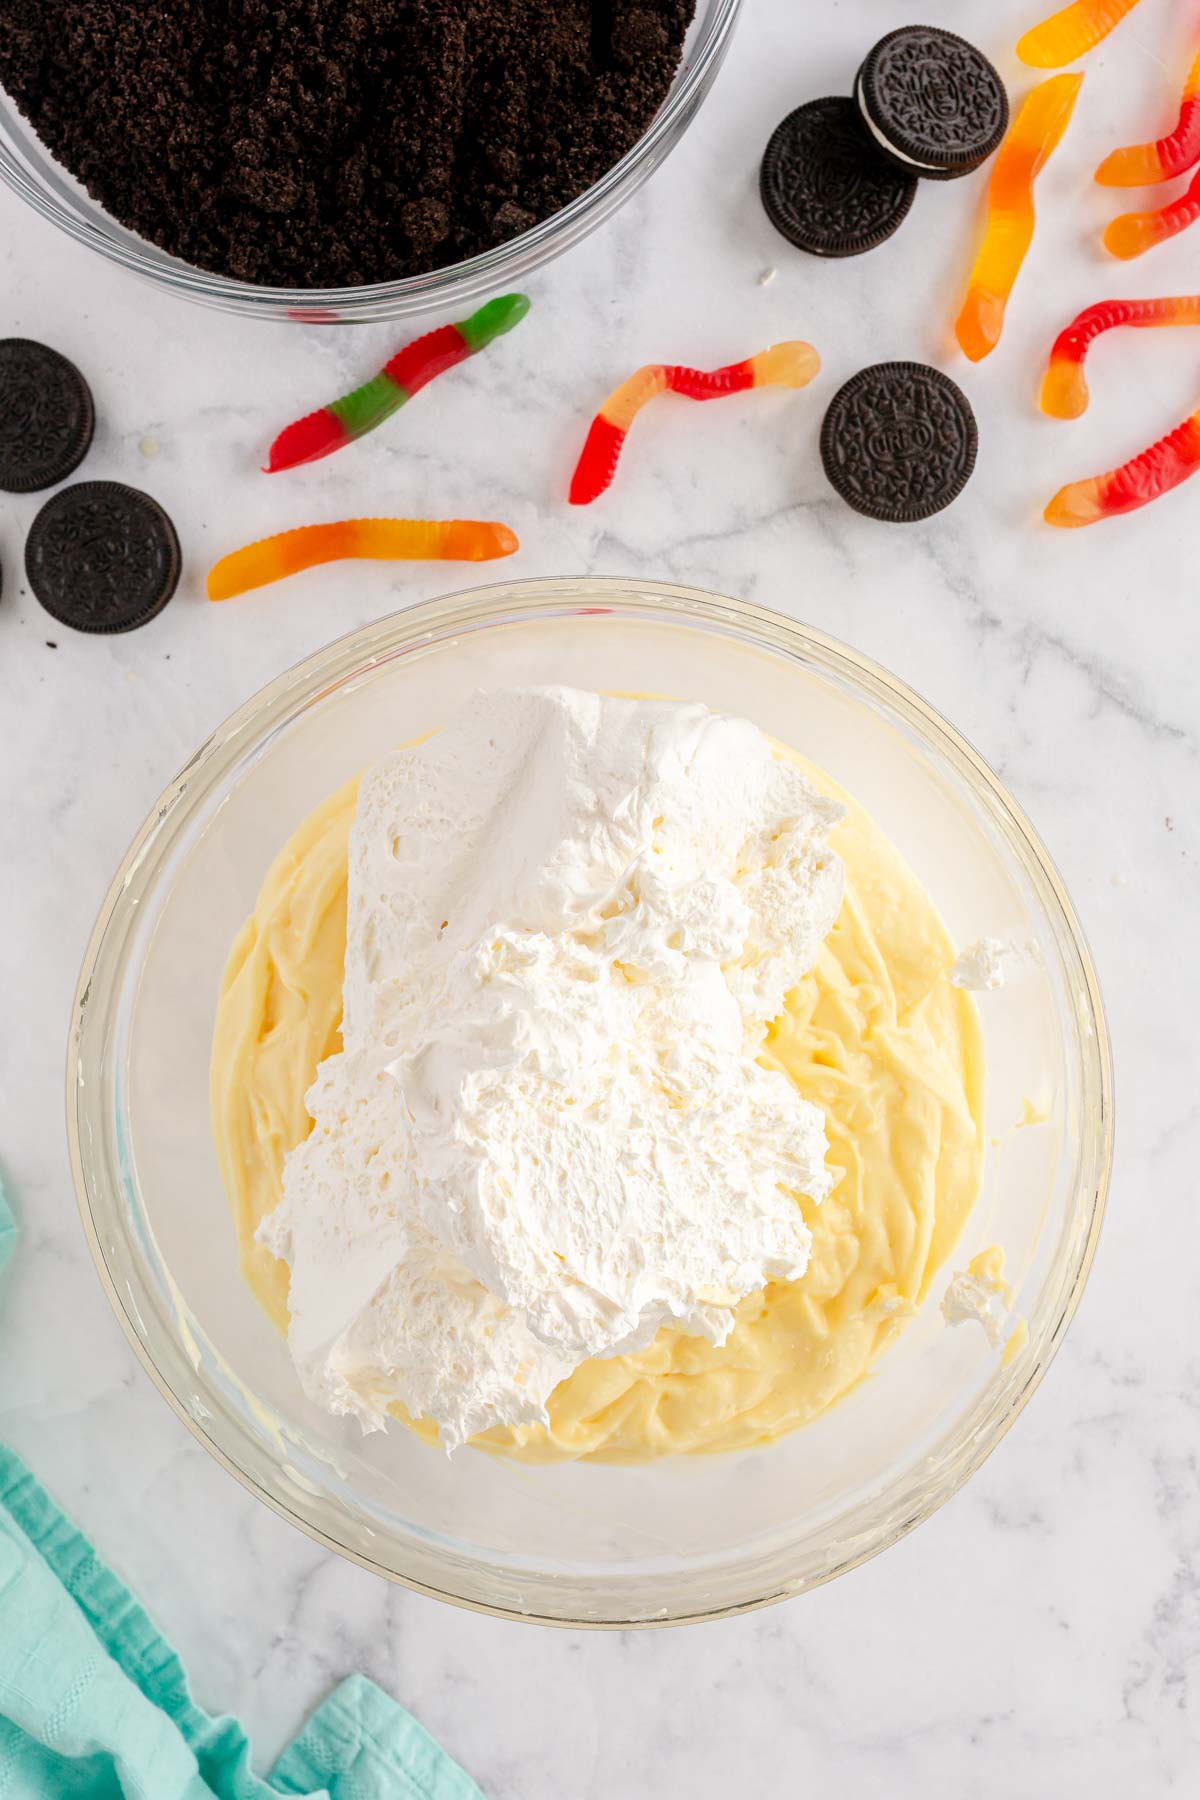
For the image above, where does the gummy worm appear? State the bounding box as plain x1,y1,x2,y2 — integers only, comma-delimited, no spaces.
1104,163,1200,259
207,518,519,600
1040,295,1200,418
1096,45,1200,185
1045,401,1200,526
1017,0,1142,69
568,341,820,506
955,75,1083,364
263,294,530,473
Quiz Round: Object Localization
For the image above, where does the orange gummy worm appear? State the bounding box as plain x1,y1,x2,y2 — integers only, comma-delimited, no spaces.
955,74,1083,363
1018,0,1142,69
1104,162,1200,259
207,517,518,601
1045,402,1200,525
1096,45,1200,186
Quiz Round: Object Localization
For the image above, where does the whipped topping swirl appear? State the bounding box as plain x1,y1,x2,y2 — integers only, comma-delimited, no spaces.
260,687,845,1449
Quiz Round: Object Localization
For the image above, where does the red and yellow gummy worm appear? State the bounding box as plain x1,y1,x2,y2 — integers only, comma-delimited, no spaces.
1040,295,1200,418
1097,45,1200,185
264,294,530,473
568,341,820,506
1017,0,1142,69
955,74,1083,364
1104,163,1200,259
207,518,518,601
1046,401,1200,526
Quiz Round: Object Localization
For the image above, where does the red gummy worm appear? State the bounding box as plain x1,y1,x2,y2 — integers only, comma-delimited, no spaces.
1104,162,1200,259
1040,295,1200,418
1045,403,1200,526
569,342,820,505
1096,47,1200,186
571,364,749,505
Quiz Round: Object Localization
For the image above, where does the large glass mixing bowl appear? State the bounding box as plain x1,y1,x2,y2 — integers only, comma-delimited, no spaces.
0,0,742,323
68,580,1112,1626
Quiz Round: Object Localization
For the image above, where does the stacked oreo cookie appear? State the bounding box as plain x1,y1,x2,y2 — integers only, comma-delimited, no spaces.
760,25,1008,258
856,28,1009,183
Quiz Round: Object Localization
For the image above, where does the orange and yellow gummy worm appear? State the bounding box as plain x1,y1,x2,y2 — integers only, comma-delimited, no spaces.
208,518,518,601
1018,0,1143,69
955,74,1083,363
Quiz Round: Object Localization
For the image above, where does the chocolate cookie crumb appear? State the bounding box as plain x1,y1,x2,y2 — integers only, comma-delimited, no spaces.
0,0,695,288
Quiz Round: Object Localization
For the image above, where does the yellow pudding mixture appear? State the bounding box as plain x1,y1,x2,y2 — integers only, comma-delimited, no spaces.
211,748,984,1462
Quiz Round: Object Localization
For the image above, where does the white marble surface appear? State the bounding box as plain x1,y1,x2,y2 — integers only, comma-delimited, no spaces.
2,0,1198,1789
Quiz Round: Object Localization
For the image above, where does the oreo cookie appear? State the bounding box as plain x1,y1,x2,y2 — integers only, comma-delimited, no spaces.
0,339,95,493
26,481,181,633
820,363,978,523
856,27,1009,181
760,96,918,257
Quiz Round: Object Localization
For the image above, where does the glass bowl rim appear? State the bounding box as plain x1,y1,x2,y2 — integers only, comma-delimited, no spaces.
67,577,1114,1626
0,0,743,320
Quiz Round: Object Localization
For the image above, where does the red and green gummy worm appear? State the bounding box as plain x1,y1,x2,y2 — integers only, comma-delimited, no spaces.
264,293,531,473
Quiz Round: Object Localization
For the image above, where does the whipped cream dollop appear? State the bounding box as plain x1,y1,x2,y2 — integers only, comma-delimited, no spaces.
941,1252,1012,1348
950,937,1015,991
260,687,845,1449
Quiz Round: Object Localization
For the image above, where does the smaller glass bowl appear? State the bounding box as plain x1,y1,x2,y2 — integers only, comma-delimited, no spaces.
68,579,1112,1628
0,0,742,323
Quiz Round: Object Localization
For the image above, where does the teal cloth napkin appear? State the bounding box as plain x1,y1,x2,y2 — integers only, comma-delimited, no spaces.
0,1179,484,1800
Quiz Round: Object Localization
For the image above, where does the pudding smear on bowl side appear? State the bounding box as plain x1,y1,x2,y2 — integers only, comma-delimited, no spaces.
211,687,983,1461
